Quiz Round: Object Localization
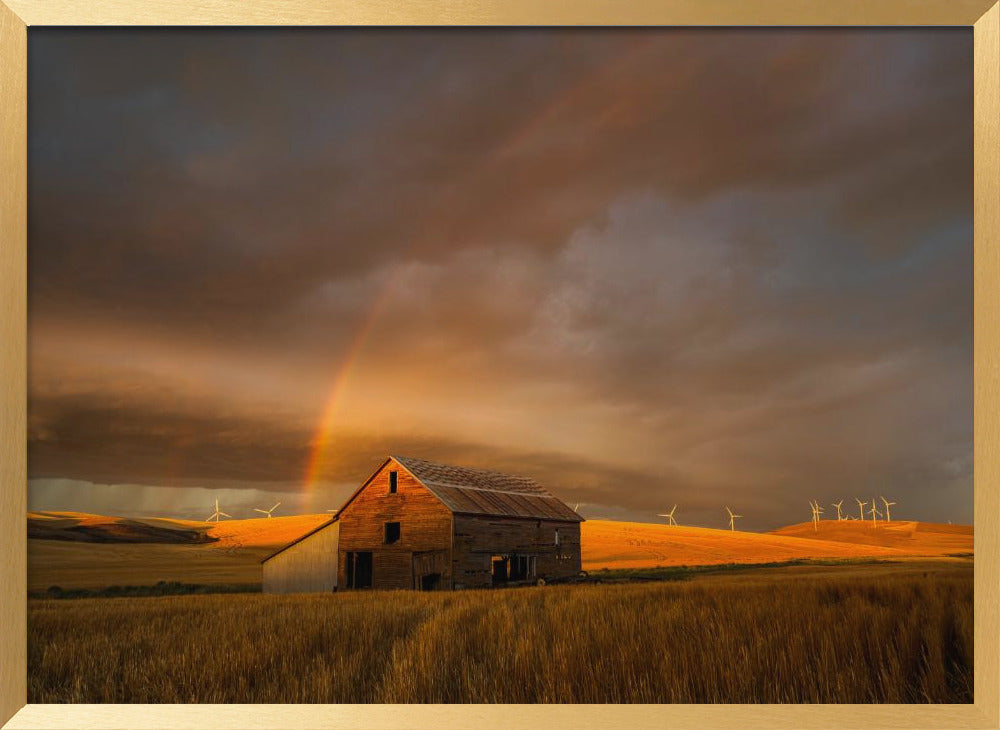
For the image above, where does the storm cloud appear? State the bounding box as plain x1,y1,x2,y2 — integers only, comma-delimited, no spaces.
27,28,972,528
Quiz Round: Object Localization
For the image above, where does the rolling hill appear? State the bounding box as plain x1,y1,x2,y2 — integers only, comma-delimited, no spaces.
769,519,973,555
27,511,330,548
27,511,216,544
26,512,973,591
581,520,931,570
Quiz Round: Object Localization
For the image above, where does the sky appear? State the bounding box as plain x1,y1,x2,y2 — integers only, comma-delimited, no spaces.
26,28,973,530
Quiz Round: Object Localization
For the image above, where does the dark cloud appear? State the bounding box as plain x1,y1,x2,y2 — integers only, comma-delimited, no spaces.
29,395,313,487
28,30,971,337
27,28,973,528
27,387,708,520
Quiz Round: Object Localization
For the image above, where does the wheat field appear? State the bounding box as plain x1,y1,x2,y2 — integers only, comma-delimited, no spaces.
27,562,972,704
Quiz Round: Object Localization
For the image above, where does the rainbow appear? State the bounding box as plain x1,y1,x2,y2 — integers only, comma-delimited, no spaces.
302,267,401,494
303,38,648,495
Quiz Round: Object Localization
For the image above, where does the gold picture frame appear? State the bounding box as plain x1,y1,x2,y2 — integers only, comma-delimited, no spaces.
1,1,997,727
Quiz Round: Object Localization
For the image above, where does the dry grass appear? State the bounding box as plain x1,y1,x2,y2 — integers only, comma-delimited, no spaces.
28,562,972,703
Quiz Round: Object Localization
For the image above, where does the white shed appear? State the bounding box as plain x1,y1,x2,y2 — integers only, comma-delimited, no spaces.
262,518,339,594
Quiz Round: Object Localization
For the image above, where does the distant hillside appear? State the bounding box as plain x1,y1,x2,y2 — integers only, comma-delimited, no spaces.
202,514,332,551
27,512,333,591
26,511,973,591
769,520,973,555
28,511,216,544
28,511,331,549
579,520,914,571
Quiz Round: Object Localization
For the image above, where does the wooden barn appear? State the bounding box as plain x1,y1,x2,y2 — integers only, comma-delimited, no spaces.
261,455,583,592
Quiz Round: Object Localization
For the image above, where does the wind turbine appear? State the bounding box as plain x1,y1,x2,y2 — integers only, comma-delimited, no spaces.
832,500,844,521
855,498,867,521
658,505,678,526
880,496,896,523
205,498,231,522
868,499,881,528
725,507,742,532
253,501,281,518
809,500,824,531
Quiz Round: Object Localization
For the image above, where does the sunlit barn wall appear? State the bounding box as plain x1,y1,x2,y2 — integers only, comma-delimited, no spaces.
262,521,339,594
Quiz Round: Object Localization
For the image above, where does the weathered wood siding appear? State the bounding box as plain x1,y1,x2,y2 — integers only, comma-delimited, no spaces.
337,458,453,590
262,521,339,594
452,515,581,589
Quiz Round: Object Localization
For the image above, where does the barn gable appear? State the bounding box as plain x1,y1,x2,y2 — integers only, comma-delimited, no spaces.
335,456,454,590
334,456,446,519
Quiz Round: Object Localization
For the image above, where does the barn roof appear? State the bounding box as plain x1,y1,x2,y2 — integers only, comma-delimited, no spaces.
393,455,583,522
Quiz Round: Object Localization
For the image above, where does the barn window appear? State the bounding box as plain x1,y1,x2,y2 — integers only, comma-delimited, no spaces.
509,554,536,581
389,471,398,494
385,521,401,544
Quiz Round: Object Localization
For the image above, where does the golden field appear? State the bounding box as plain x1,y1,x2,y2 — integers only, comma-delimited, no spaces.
27,561,973,703
581,519,971,570
27,512,329,590
27,512,973,591
771,519,974,552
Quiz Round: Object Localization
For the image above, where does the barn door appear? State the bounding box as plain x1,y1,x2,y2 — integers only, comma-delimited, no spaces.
412,550,447,590
354,552,373,588
491,556,509,586
347,551,374,589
